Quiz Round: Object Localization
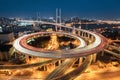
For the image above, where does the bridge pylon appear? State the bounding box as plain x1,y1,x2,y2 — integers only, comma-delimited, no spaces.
56,8,61,31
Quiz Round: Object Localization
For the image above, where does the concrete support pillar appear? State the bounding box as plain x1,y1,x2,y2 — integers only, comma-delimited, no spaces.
72,30,75,34
25,55,29,63
84,33,87,37
92,53,97,63
101,50,104,56
78,57,83,66
53,62,56,69
44,65,47,71
82,32,83,37
58,60,61,66
72,26,75,34
82,32,84,37
78,31,80,36
55,26,57,31
46,64,49,71
59,26,61,31
91,36,94,41
88,34,90,38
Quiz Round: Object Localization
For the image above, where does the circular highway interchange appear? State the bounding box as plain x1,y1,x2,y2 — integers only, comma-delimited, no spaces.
1,22,108,80
13,27,107,58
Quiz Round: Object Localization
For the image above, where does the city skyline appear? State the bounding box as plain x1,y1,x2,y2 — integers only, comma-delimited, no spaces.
0,0,120,20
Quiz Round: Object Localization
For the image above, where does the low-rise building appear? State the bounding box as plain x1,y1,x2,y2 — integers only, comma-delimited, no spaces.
0,32,14,42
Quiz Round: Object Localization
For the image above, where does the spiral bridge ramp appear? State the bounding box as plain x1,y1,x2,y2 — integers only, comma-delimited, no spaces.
0,21,108,80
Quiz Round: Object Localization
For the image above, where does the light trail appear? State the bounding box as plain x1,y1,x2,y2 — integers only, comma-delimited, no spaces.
1,20,108,80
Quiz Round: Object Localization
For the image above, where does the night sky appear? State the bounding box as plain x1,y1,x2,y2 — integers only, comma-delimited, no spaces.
0,0,120,19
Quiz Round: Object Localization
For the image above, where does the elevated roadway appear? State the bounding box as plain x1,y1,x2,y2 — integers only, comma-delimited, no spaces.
0,59,60,70
108,45,120,52
45,58,77,80
13,28,107,58
51,55,92,80
4,20,108,80
104,49,120,59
